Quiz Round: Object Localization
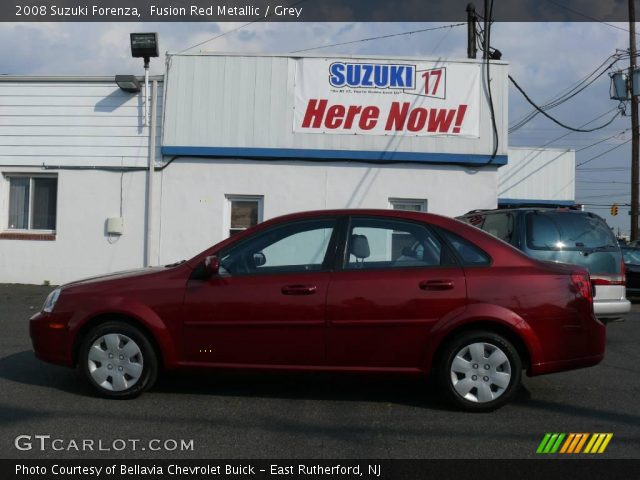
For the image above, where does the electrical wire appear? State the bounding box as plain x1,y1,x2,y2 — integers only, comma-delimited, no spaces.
484,0,499,163
179,0,309,53
290,23,466,54
576,138,631,167
543,0,637,36
575,129,630,152
509,108,619,152
509,75,622,132
509,52,626,133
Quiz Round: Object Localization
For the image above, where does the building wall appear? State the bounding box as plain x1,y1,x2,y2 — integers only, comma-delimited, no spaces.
0,72,500,285
0,80,162,167
163,54,509,162
154,159,498,266
0,167,147,284
499,147,575,202
0,78,162,284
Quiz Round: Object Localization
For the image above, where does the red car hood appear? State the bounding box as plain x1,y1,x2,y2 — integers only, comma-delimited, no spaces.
62,266,167,289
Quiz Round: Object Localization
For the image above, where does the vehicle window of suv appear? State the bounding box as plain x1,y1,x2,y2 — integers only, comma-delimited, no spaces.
481,213,514,243
623,248,640,265
526,212,617,250
437,228,491,266
346,217,451,270
219,219,337,275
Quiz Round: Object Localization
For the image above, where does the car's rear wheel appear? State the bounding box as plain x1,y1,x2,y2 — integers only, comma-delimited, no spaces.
79,321,158,399
437,330,522,411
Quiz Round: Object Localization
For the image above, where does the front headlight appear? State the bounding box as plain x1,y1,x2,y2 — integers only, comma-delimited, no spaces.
43,288,61,313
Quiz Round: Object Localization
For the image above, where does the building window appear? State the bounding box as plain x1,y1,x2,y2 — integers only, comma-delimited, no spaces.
7,176,57,231
226,195,263,237
389,198,428,212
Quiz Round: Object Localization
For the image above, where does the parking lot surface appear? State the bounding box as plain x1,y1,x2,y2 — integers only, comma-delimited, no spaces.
1,284,638,459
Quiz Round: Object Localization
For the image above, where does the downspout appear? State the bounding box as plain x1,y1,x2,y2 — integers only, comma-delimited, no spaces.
146,80,158,267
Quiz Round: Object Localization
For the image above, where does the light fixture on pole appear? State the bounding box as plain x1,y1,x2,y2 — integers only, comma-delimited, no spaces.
115,75,141,93
129,33,159,126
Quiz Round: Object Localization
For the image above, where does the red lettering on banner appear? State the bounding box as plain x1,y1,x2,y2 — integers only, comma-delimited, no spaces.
360,106,379,130
325,105,346,129
407,108,428,132
302,99,328,128
385,102,410,130
427,108,456,133
452,105,467,133
301,100,467,134
344,105,362,129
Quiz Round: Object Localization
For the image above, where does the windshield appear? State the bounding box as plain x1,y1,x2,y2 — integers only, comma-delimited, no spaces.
526,212,617,251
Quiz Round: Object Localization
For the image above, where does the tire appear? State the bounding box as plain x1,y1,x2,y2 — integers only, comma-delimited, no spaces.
79,321,158,399
436,330,522,412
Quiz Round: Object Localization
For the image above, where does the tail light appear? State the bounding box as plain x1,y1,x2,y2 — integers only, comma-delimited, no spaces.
571,271,593,302
591,261,626,286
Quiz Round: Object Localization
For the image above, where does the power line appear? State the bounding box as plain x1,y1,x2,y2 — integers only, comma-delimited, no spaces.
291,23,465,53
509,108,619,154
180,0,309,53
543,0,637,36
576,138,631,167
509,52,625,133
576,129,630,152
509,75,622,132
577,167,629,171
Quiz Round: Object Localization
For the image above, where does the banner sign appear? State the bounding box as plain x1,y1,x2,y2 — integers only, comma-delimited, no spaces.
293,58,481,138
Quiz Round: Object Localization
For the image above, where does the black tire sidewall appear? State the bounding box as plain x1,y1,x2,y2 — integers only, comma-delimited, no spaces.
79,321,158,399
438,330,522,412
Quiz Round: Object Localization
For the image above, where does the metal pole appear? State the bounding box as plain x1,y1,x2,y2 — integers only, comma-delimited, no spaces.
483,0,489,60
145,79,158,267
630,0,639,240
467,3,477,59
144,58,150,126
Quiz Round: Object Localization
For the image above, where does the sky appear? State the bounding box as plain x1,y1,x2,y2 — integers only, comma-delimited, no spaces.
0,21,634,234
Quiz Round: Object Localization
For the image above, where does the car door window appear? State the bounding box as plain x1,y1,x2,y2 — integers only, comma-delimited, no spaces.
437,228,491,266
220,219,337,275
346,217,451,270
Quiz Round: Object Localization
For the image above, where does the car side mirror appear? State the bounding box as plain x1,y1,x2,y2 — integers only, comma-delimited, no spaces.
253,252,266,267
204,255,220,276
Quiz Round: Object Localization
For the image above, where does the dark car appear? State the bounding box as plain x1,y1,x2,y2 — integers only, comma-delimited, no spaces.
458,208,630,321
622,246,640,297
30,209,604,411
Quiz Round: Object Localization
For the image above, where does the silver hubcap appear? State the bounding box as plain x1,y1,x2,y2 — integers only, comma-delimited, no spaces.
87,334,143,391
450,342,511,403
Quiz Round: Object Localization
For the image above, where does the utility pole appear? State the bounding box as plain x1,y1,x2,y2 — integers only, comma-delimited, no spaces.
466,3,477,59
630,0,639,241
483,0,489,60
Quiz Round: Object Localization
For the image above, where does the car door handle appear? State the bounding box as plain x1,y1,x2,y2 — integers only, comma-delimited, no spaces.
419,279,454,291
281,285,318,295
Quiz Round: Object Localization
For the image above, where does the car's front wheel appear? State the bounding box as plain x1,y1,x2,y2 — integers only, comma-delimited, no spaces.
79,321,158,399
437,330,522,411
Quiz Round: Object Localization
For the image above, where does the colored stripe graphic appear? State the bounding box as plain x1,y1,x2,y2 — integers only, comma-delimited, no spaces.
536,433,565,453
537,433,612,454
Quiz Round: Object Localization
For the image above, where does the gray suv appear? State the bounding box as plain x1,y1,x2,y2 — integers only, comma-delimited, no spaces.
458,208,630,321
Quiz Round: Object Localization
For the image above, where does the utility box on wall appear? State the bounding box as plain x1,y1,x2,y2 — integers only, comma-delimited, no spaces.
106,217,124,236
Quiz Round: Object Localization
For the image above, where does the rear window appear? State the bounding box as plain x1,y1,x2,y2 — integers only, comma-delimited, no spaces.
526,212,617,251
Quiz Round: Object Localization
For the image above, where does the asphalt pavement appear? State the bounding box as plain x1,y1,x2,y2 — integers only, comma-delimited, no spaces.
1,284,638,459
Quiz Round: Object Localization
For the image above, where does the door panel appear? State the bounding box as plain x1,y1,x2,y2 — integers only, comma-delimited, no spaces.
182,218,338,366
183,272,329,365
326,217,467,368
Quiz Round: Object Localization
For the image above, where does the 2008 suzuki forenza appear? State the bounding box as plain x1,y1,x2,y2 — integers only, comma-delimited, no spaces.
30,210,605,411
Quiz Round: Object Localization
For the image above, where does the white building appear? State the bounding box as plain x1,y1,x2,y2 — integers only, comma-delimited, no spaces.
1,53,520,284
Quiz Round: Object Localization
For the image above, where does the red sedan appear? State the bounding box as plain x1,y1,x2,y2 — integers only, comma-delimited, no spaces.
30,209,604,411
